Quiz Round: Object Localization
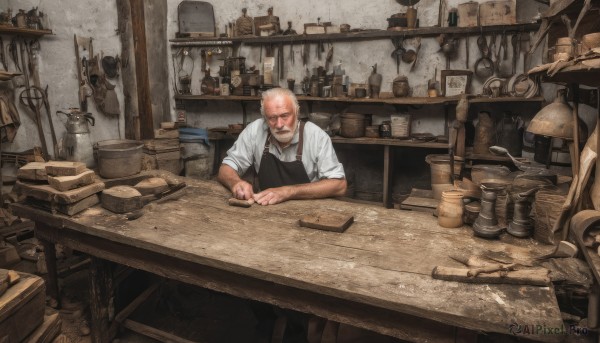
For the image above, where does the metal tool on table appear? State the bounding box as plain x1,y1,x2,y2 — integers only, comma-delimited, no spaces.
474,34,494,79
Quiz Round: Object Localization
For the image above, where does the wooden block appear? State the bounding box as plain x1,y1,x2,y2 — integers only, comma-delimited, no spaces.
26,194,100,216
17,162,48,181
58,194,100,216
47,169,96,192
23,312,61,343
400,196,439,214
134,177,169,196
431,266,550,286
154,128,179,139
0,272,46,343
160,122,178,129
44,161,87,177
228,198,252,208
0,244,20,269
299,211,354,233
16,181,105,205
101,186,142,213
7,270,19,286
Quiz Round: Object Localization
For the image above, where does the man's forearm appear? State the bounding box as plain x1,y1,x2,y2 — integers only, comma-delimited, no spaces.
217,164,242,191
285,178,347,200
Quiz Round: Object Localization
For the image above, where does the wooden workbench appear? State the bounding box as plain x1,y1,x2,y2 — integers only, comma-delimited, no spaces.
12,175,564,342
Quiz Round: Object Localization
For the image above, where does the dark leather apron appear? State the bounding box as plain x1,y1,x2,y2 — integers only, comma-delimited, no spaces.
258,121,310,190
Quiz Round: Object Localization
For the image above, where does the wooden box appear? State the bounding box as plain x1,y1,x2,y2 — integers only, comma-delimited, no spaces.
479,0,516,26
0,271,45,343
458,2,479,27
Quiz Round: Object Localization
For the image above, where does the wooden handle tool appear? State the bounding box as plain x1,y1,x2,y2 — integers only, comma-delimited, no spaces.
228,198,252,208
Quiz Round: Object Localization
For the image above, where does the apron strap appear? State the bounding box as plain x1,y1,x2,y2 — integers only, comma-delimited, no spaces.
296,121,305,161
263,133,271,156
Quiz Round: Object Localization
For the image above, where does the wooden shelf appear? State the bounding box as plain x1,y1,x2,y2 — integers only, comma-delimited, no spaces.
175,94,544,106
530,62,600,88
0,26,52,37
331,136,447,149
170,23,540,46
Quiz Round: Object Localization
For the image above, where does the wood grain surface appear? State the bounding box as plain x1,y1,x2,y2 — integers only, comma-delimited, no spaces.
12,172,564,342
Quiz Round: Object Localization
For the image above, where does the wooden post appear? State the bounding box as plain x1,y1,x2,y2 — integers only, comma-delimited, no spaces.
89,257,113,343
37,224,61,308
117,0,139,140
383,145,394,209
571,84,580,177
129,0,154,140
118,0,170,140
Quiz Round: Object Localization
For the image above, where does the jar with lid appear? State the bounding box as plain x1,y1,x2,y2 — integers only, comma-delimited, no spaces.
392,76,410,97
437,190,464,228
379,121,391,138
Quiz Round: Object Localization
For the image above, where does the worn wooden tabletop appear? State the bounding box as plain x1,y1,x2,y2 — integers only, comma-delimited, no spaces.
14,174,564,342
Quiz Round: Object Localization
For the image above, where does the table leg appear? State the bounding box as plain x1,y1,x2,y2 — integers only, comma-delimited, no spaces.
37,223,61,308
89,256,114,343
383,145,394,209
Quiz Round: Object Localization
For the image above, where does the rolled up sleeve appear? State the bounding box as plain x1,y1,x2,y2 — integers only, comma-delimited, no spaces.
316,134,345,180
222,127,255,176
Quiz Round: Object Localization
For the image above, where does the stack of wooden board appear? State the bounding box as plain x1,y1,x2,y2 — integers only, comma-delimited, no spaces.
143,122,182,175
15,161,105,216
0,270,49,343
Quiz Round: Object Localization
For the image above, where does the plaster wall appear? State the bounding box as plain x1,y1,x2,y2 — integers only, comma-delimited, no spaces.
2,0,124,157
2,0,597,163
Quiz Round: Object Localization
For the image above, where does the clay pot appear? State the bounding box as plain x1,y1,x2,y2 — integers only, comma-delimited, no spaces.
392,76,410,97
340,113,366,138
438,190,464,228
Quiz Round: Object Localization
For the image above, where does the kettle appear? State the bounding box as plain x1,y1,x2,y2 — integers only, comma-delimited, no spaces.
58,109,95,168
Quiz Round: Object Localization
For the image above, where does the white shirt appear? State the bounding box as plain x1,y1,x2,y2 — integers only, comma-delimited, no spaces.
222,118,345,182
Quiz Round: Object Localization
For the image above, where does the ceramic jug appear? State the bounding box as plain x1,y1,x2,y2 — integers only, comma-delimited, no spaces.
58,109,95,168
368,64,382,98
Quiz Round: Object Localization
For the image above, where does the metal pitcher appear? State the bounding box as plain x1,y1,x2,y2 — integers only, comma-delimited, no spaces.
58,109,95,168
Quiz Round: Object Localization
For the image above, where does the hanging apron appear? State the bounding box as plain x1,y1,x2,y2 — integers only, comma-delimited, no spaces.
258,121,310,190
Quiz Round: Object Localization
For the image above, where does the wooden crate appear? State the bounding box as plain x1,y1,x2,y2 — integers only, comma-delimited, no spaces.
479,0,516,26
0,271,46,343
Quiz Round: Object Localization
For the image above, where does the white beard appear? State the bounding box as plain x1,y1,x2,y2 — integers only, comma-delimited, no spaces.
271,121,297,144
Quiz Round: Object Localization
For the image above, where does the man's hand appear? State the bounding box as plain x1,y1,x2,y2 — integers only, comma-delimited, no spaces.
253,187,291,206
232,180,255,202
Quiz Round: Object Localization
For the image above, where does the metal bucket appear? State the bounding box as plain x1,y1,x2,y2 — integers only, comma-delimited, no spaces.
95,139,144,179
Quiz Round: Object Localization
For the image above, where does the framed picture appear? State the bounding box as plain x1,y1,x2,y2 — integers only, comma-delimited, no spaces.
441,70,472,97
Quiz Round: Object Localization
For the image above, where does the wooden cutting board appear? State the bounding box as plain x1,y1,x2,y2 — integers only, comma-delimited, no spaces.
299,211,354,233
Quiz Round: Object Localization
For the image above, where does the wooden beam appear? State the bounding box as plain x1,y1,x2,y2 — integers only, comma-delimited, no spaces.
129,0,154,140
117,0,139,140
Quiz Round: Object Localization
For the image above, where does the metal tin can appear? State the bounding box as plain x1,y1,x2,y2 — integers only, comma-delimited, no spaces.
379,121,391,138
